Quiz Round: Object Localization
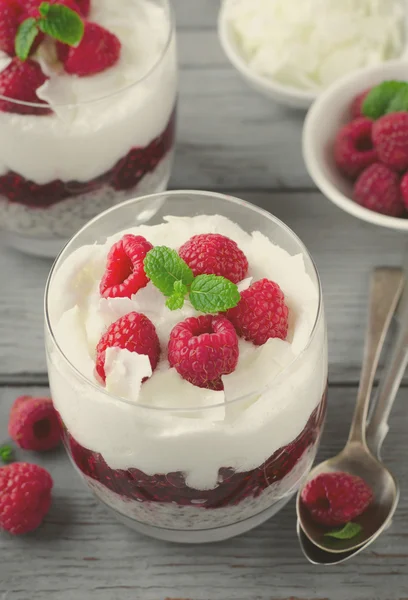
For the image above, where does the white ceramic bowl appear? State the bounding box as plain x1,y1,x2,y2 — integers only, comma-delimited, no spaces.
217,2,316,109
303,60,408,232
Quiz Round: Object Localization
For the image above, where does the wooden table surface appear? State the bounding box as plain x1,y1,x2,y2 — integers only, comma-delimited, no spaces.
1,2,408,599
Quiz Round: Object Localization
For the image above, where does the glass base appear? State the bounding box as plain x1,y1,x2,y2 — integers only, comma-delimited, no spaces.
101,492,293,543
2,177,170,259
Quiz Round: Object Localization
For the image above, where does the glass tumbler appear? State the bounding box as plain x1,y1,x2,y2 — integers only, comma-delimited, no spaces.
0,0,176,257
45,190,328,543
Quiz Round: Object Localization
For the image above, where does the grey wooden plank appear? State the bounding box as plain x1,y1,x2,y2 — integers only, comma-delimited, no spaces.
173,0,221,29
174,64,309,190
0,385,407,600
0,191,406,383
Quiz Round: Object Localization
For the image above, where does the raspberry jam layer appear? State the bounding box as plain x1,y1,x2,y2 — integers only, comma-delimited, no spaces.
0,108,176,209
62,390,327,510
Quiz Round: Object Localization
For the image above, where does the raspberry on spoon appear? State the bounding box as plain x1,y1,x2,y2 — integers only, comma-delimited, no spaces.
301,471,373,527
168,315,239,390
99,234,153,299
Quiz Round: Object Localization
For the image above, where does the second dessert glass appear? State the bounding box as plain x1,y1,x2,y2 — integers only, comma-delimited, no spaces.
0,0,177,257
45,190,328,543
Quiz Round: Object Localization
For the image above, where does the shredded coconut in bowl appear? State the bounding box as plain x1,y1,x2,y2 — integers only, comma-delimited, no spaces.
224,0,405,91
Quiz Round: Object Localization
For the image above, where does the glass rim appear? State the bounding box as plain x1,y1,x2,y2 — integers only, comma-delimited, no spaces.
0,0,174,110
44,190,324,413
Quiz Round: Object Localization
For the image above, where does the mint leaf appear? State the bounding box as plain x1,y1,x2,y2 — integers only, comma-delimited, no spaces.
15,18,40,61
362,81,408,119
190,275,240,313
385,86,408,114
166,294,185,311
144,247,194,297
324,522,362,540
166,281,188,310
38,2,84,46
0,444,13,464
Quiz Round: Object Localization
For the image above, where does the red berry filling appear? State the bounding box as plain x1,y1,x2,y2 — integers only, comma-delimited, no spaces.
0,107,176,208
61,389,327,510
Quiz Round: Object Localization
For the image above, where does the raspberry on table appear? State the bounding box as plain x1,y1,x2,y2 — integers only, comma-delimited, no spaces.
0,462,53,535
0,57,51,115
168,315,239,390
0,0,23,56
334,117,377,179
8,395,61,452
178,233,249,284
226,278,289,346
62,22,121,77
372,111,408,172
350,89,370,119
353,162,404,217
99,234,153,299
301,471,373,527
96,311,160,382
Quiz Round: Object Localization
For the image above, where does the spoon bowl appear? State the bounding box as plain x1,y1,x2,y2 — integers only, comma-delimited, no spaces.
297,444,399,554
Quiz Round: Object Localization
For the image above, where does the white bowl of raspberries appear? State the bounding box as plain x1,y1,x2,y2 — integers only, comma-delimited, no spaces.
303,60,408,231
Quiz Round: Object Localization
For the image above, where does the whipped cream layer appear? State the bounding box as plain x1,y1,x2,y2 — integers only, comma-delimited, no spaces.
48,215,327,490
0,0,176,184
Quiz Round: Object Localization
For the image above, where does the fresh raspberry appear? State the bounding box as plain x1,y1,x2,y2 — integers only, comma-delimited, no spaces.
96,312,160,382
0,57,50,115
353,162,404,217
226,278,289,346
400,172,408,211
301,471,373,527
168,315,239,391
23,0,83,16
75,0,90,16
8,395,61,452
350,88,370,119
334,117,377,179
372,112,408,172
62,22,121,77
178,234,249,284
0,0,23,55
99,234,153,299
0,462,53,535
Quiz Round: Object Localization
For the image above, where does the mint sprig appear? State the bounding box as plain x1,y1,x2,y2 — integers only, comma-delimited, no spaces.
362,81,408,120
324,522,362,540
0,444,14,464
144,246,241,313
15,2,84,61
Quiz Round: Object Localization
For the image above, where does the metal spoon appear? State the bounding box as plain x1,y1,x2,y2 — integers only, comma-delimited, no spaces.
297,278,408,565
296,267,405,563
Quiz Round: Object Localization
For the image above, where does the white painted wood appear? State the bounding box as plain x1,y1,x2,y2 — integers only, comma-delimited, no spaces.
0,385,407,599
0,192,406,383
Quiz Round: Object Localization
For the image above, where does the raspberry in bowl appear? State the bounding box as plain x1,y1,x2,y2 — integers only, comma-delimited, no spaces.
303,60,408,231
0,0,176,257
45,190,328,543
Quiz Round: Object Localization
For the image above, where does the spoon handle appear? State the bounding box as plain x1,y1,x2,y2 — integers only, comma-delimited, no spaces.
366,281,408,458
347,268,404,447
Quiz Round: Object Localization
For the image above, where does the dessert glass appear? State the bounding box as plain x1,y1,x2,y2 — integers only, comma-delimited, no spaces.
0,0,176,258
45,190,328,543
